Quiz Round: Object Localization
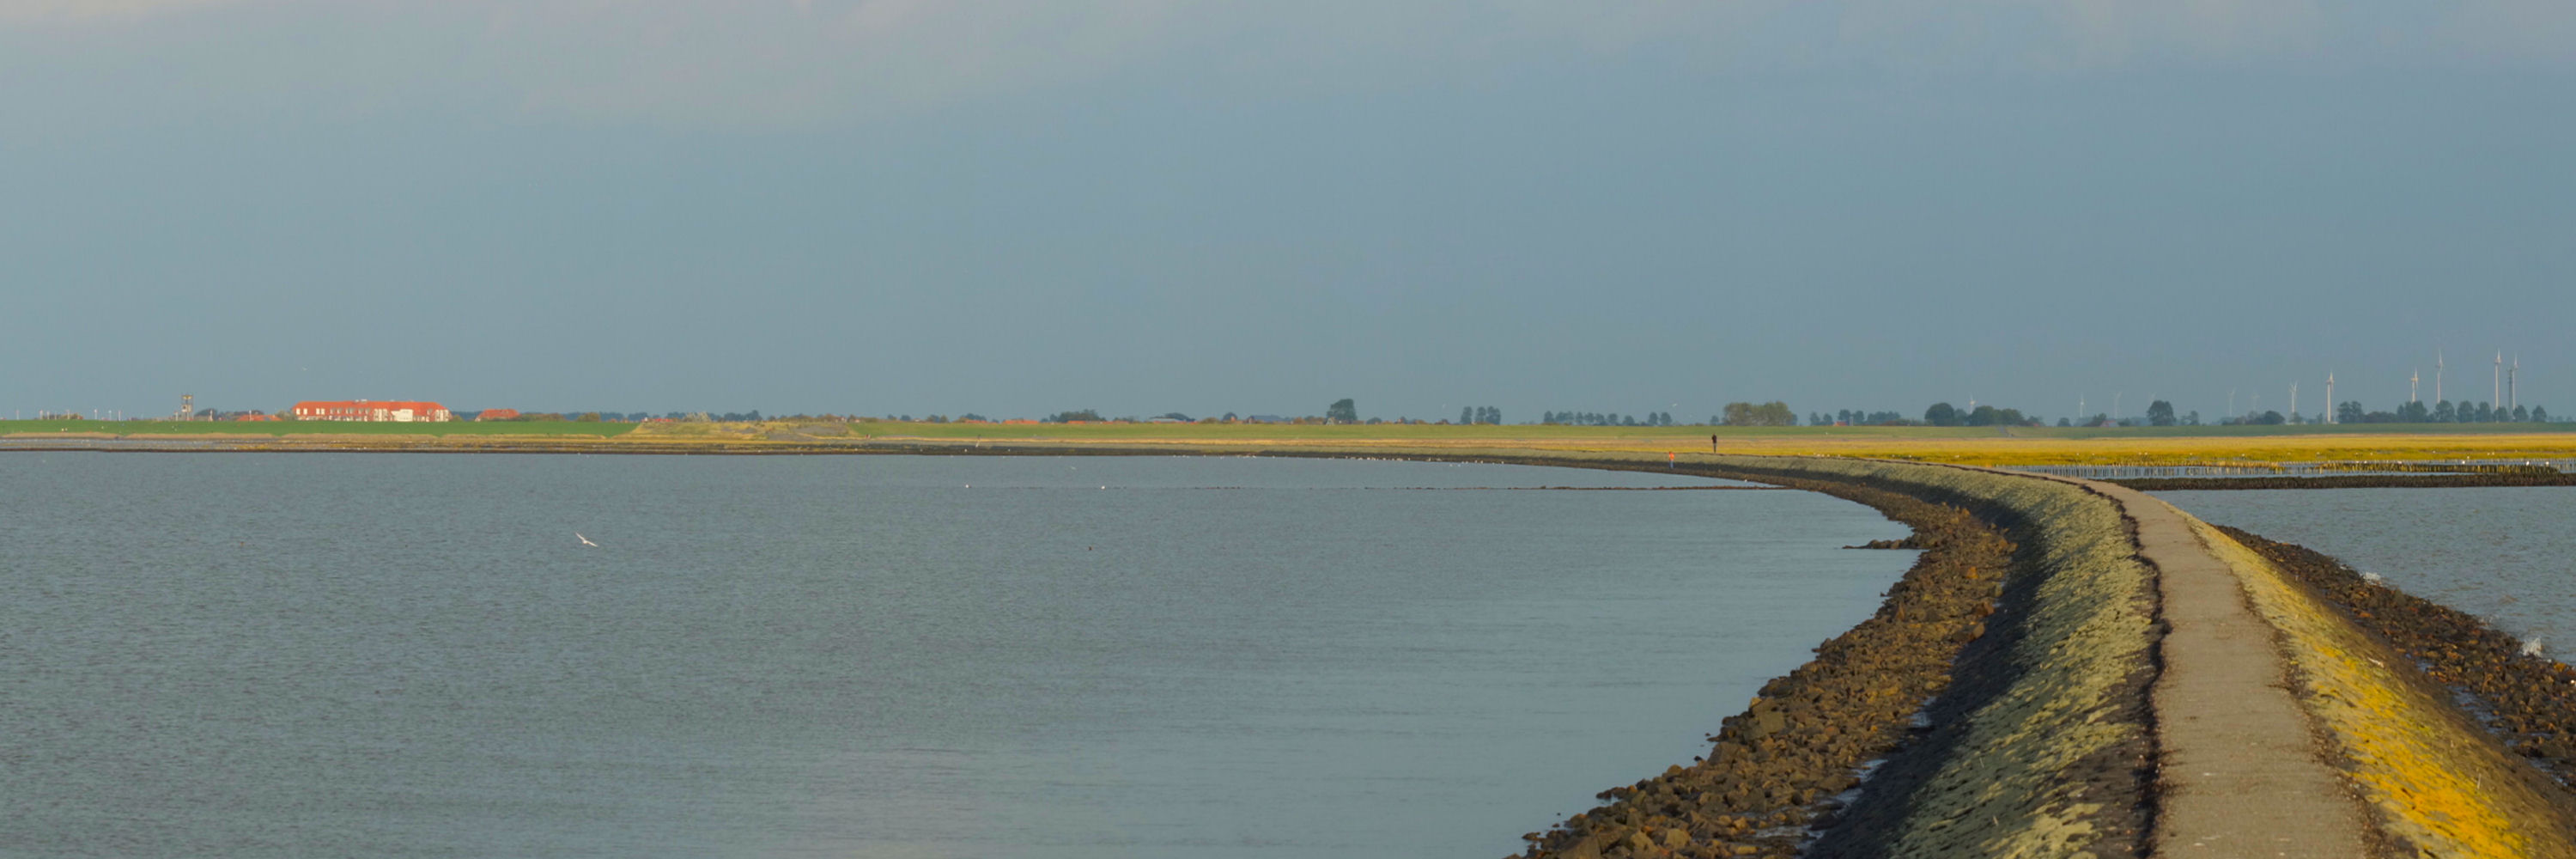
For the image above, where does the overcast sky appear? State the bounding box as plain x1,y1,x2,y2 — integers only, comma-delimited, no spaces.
4,1,2570,422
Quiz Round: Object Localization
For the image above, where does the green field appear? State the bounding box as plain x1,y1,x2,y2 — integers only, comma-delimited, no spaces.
0,419,636,437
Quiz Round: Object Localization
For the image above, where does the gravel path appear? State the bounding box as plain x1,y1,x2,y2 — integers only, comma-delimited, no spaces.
2088,484,2371,858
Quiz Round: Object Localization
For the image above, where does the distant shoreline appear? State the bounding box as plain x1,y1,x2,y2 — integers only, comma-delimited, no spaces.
10,419,2576,469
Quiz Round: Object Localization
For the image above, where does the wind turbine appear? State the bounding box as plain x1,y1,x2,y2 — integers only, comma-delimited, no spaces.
2289,382,2299,423
2325,373,2336,423
2437,350,2445,404
2410,369,2419,404
2509,356,2519,411
2495,351,2504,411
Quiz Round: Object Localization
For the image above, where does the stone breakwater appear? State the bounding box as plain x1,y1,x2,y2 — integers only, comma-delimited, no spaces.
2111,472,2576,491
1510,456,2162,859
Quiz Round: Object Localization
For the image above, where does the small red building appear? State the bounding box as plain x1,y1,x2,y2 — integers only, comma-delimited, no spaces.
477,408,522,421
291,399,453,423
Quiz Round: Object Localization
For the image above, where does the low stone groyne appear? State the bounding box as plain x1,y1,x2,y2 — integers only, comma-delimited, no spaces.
1507,478,2024,858
2111,472,2576,491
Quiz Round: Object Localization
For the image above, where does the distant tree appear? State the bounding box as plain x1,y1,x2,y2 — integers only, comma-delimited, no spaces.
1923,402,1960,427
2257,410,2285,425
1046,409,1105,423
2514,405,2530,423
1327,399,1358,423
2147,400,2178,427
1221,411,1239,422
2184,411,2201,426
2432,400,2456,423
2473,402,2494,423
2395,401,2429,423
2331,401,2360,425
2535,406,2552,423
2057,417,2072,427
576,412,602,423
1719,401,1794,427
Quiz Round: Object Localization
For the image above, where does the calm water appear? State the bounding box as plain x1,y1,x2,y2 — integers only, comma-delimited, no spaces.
2,454,1911,858
2156,488,2576,649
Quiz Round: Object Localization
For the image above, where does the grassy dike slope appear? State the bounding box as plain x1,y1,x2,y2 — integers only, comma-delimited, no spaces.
1698,457,2159,859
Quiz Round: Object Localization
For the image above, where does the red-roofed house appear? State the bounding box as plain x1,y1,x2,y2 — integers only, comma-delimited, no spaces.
291,399,453,423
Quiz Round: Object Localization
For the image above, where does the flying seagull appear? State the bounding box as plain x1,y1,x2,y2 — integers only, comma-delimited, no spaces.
575,533,599,547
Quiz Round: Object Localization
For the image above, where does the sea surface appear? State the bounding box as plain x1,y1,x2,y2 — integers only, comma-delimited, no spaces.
2155,487,2576,649
2,454,1914,859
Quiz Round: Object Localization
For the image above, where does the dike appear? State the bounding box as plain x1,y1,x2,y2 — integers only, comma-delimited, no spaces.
1494,453,2576,859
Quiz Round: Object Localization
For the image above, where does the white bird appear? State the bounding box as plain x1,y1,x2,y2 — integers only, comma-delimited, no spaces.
575,533,599,547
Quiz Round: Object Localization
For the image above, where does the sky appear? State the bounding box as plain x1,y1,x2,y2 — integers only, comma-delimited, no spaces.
3,1,2571,423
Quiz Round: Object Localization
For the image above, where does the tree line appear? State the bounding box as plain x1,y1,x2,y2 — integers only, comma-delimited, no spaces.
2336,400,2549,424
1541,411,1674,426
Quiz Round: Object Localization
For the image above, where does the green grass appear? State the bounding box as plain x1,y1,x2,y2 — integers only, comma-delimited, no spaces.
0,419,636,437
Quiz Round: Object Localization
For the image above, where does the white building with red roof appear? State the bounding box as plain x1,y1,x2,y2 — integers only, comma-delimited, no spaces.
290,399,453,422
